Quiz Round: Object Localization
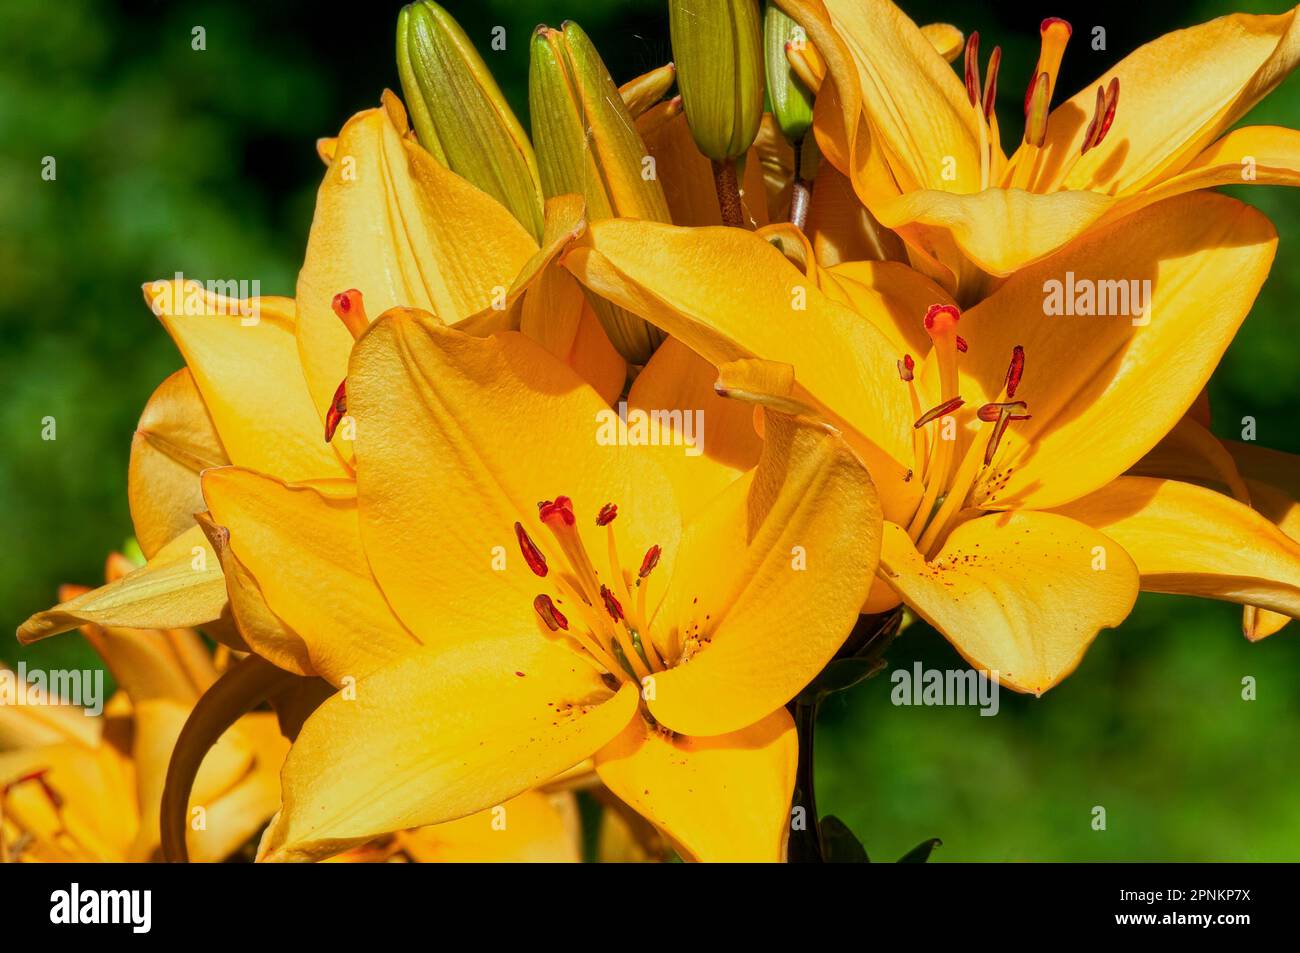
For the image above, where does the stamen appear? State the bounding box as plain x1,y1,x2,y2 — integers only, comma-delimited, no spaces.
982,46,1001,119
515,522,549,577
1024,71,1051,147
600,584,624,623
1081,77,1119,154
324,379,347,442
956,336,968,353
331,289,368,340
533,594,569,631
976,400,1031,423
639,545,662,579
914,396,965,429
982,401,1030,465
963,32,981,108
596,503,618,526
897,354,915,382
1004,345,1025,398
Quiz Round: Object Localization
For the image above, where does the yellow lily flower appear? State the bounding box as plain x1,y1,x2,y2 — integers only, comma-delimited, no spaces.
195,312,879,862
16,91,596,654
2,554,286,862
778,0,1300,297
563,188,1300,694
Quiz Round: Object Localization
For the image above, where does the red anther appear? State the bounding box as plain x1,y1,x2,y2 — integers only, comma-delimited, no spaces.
324,378,347,442
981,401,1031,465
1094,77,1119,148
1023,70,1041,118
897,354,915,382
533,593,569,631
1081,85,1105,155
538,496,575,527
1005,345,1025,397
639,544,662,579
977,400,1030,422
983,46,1002,118
923,303,961,336
515,522,549,577
600,584,624,622
964,31,981,107
956,336,969,353
596,503,618,526
1024,71,1052,146
1041,17,1072,35
914,396,965,429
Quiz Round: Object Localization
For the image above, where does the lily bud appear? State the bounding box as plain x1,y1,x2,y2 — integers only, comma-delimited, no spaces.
619,63,678,119
397,1,545,240
669,0,765,161
763,2,814,144
530,20,671,363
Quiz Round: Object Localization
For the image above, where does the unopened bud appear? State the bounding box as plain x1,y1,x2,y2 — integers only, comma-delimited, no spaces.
669,0,765,161
397,2,544,240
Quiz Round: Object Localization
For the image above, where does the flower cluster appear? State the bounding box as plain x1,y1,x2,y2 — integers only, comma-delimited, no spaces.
10,0,1300,863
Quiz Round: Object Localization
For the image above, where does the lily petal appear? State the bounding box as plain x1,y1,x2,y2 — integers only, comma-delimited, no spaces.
820,258,955,361
295,100,538,415
627,336,761,521
399,791,581,863
18,525,227,645
648,412,880,736
949,193,1276,511
566,218,920,522
201,467,420,684
259,636,638,862
595,707,796,862
142,281,345,481
778,0,980,193
1053,476,1300,629
878,513,1139,695
128,369,229,559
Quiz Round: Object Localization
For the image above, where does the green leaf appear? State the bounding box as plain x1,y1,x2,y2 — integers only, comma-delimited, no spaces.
897,838,942,863
820,815,869,863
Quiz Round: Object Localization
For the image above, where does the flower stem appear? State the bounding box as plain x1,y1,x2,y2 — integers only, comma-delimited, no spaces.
786,607,905,862
788,692,825,862
711,158,745,227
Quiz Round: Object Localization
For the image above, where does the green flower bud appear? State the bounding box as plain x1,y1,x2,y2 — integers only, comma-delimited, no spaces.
669,0,765,161
529,22,672,223
530,21,671,363
763,2,814,143
397,1,545,241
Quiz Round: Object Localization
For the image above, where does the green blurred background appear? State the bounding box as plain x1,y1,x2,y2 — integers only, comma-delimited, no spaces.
3,0,1298,860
